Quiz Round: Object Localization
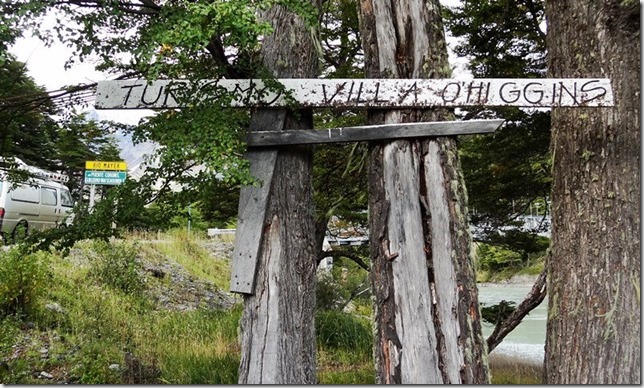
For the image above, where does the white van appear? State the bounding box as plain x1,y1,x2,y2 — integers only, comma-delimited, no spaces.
0,159,74,242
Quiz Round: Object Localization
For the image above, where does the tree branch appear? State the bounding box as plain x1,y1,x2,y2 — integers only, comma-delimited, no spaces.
317,247,369,271
525,0,546,42
54,0,161,14
486,268,547,352
143,161,199,205
205,35,244,78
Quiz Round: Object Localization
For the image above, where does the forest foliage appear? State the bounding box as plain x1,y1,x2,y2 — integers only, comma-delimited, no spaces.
1,0,551,266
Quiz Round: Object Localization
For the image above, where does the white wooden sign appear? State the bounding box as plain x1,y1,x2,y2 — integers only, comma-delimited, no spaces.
95,78,614,109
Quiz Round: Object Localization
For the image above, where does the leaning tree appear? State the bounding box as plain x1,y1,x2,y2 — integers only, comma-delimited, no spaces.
544,0,640,384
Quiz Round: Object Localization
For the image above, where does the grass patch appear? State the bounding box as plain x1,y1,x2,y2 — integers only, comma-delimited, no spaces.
1,233,543,385
0,237,239,384
144,231,230,290
316,310,374,384
489,354,543,384
135,308,242,384
318,362,375,384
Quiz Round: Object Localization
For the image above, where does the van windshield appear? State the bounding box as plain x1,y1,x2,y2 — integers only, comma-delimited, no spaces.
61,189,74,207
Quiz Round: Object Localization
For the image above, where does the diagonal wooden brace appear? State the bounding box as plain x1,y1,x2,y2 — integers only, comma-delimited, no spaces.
230,110,286,294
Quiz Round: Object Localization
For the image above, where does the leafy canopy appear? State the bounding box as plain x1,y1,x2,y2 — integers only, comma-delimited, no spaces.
444,0,552,248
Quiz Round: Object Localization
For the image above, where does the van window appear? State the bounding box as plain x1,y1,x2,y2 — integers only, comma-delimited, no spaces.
61,189,74,207
41,187,57,206
10,184,39,203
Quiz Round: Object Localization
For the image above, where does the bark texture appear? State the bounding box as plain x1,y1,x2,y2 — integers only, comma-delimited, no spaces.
544,1,640,384
359,0,489,383
237,4,320,384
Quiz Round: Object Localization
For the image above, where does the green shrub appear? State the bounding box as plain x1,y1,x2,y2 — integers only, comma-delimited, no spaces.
477,243,523,272
0,247,50,317
88,240,143,294
315,311,372,355
316,271,345,311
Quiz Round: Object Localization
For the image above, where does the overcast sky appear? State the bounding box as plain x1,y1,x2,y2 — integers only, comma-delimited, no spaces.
9,0,466,124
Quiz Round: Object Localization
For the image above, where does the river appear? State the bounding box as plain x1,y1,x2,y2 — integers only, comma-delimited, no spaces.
478,283,547,364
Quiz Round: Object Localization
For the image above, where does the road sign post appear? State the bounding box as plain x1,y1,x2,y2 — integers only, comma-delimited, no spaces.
85,161,128,212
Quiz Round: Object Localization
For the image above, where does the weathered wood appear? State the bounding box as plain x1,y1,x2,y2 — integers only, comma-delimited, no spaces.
230,111,285,294
247,119,503,146
236,3,318,385
95,78,614,109
381,133,443,383
361,0,490,384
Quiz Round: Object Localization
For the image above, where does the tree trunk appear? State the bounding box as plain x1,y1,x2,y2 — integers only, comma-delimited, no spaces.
544,1,640,384
237,4,320,384
359,0,489,384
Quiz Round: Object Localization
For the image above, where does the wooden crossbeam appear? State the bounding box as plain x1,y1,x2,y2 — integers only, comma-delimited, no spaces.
95,78,614,109
247,119,504,147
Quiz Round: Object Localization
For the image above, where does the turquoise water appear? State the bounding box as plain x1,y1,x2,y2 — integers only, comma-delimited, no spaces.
478,284,547,363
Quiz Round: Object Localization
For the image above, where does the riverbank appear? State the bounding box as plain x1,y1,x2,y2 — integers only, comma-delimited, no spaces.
479,273,540,286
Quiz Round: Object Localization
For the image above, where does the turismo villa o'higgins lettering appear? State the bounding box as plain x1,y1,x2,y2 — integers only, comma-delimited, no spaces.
96,78,613,109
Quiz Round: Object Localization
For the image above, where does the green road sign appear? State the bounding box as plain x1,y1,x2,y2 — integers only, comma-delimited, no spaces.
84,170,127,185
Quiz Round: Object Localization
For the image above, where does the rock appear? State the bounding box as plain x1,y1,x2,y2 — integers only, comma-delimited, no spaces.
45,303,65,314
149,268,165,278
109,364,120,371
40,371,54,379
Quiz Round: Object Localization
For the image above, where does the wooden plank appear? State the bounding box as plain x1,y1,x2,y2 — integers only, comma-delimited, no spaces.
230,110,286,294
95,78,614,109
247,119,504,146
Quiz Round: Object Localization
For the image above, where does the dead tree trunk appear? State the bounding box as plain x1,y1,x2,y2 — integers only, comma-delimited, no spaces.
544,0,640,384
359,0,489,384
236,3,320,384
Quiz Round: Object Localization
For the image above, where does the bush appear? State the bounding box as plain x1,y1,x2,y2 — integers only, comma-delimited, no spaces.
88,240,143,294
315,310,372,355
316,271,345,311
477,243,523,272
0,247,50,317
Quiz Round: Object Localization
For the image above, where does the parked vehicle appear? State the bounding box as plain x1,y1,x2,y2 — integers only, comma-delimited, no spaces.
0,158,74,243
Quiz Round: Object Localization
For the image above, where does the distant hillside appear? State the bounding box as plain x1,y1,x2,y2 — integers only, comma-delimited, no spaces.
113,131,158,180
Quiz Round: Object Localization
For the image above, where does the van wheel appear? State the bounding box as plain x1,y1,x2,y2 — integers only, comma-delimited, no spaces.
11,221,28,244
